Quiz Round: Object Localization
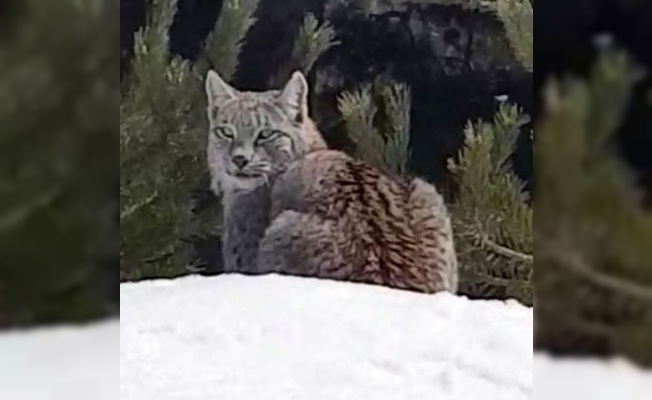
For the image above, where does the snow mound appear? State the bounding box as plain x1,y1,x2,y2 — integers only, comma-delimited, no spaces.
120,274,533,400
3,275,649,399
0,320,119,400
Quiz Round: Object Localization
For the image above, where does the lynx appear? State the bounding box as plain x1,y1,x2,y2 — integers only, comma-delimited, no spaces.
205,70,458,293
205,70,326,273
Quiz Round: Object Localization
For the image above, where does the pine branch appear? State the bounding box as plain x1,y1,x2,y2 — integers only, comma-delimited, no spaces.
450,99,533,304
204,0,260,81
380,81,411,176
337,86,385,170
482,0,533,70
481,235,533,262
293,13,339,74
271,12,339,87
120,191,159,221
338,79,412,176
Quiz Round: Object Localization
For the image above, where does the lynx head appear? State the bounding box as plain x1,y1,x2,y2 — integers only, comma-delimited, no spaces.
205,70,319,194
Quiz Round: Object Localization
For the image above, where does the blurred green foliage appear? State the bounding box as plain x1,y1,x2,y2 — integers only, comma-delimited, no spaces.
535,43,652,366
0,0,119,327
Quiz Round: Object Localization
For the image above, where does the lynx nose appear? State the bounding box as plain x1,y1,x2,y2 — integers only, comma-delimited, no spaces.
231,155,249,169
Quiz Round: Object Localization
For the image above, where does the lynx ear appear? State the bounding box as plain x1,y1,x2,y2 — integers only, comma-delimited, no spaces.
205,70,237,109
279,71,309,123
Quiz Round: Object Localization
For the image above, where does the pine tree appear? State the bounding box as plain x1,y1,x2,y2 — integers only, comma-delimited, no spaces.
337,78,411,177
0,0,119,326
120,0,259,280
444,0,533,304
120,0,205,280
448,102,533,304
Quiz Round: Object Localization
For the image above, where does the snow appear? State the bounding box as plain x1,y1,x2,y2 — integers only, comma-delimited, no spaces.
2,274,651,400
0,320,119,400
535,354,652,400
120,274,533,400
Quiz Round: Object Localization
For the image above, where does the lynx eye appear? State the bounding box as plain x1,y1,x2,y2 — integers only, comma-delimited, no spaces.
213,126,234,140
256,129,281,143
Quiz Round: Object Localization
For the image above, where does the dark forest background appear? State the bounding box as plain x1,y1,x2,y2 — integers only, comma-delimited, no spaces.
121,0,534,191
121,0,652,200
535,0,652,202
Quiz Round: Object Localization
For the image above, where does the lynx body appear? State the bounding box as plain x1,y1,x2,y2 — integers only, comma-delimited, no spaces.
205,70,457,293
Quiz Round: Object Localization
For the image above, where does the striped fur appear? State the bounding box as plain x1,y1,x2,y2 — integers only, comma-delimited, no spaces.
258,150,458,293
